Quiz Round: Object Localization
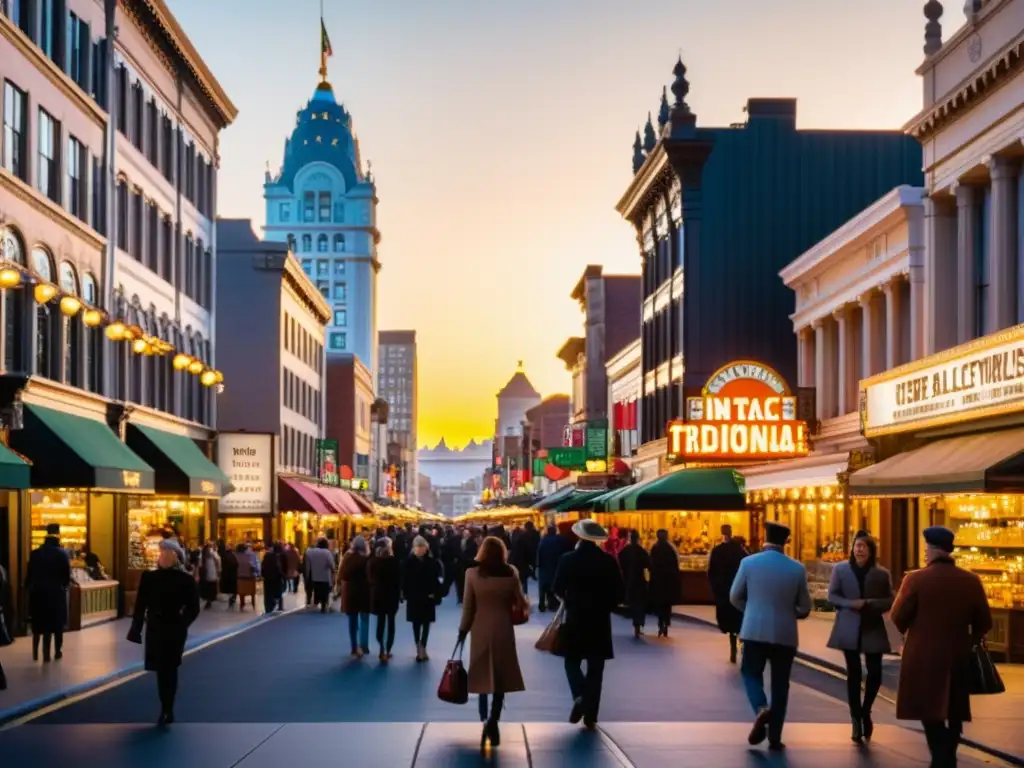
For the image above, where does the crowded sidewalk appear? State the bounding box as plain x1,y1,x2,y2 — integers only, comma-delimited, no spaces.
674,604,1024,764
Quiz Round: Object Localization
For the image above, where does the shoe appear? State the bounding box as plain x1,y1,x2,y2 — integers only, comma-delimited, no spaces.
350,650,361,659
851,717,863,743
487,720,501,746
480,723,488,752
379,652,388,664
42,654,50,664
767,741,786,752
421,649,430,661
54,651,62,661
862,714,873,741
157,711,173,727
634,627,641,639
748,707,771,745
569,697,585,724
583,718,597,730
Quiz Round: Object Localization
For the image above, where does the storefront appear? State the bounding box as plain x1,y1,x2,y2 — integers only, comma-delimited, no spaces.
215,431,275,548
850,325,1024,661
277,480,357,548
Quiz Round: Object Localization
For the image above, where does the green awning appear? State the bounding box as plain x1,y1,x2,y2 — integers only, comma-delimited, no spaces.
127,424,227,498
11,405,154,492
622,468,747,511
554,490,607,512
591,483,642,513
0,443,31,489
531,485,576,510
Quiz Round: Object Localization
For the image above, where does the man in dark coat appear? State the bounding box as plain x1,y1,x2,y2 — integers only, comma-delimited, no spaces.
553,519,624,729
509,520,539,595
26,523,70,663
127,548,200,725
618,530,651,638
536,524,571,612
708,524,748,662
649,529,681,637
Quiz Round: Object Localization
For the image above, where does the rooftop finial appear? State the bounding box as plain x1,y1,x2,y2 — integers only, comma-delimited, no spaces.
319,6,334,87
924,1,944,56
632,130,645,174
658,86,670,131
671,55,691,113
516,359,524,370
264,160,271,183
643,113,657,152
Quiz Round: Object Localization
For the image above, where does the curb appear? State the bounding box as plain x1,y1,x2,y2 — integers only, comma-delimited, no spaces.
673,610,1024,767
0,605,303,728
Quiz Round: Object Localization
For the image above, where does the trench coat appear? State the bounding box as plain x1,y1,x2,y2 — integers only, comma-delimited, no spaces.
826,560,894,654
338,552,371,615
219,550,238,595
459,567,527,694
618,543,651,609
708,539,747,635
403,552,441,624
552,541,625,660
648,540,681,611
890,557,993,722
129,566,200,670
368,555,401,616
26,538,70,634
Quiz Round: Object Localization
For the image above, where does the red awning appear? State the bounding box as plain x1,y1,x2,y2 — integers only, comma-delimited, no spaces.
340,465,354,480
315,485,359,515
278,476,333,515
613,458,630,475
544,463,570,482
345,490,374,515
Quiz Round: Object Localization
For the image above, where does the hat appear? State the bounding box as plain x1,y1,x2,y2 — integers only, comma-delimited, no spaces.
764,521,791,547
45,523,60,535
923,525,955,553
571,519,609,543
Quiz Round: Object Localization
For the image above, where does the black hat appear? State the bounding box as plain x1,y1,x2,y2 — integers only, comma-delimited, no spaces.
45,523,60,535
923,526,955,553
764,521,790,547
571,518,609,543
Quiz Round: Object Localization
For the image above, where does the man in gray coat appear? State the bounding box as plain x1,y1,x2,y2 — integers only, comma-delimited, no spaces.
730,521,812,751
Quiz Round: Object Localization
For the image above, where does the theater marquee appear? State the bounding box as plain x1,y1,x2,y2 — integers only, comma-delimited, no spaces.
667,361,809,462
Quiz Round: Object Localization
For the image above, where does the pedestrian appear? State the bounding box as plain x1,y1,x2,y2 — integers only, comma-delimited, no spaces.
234,542,259,610
509,520,539,596
442,527,461,598
603,526,626,561
890,526,993,767
618,530,651,638
159,529,186,566
648,529,681,638
261,542,286,614
552,519,625,730
368,536,401,663
825,530,893,743
127,547,200,726
338,536,372,657
536,523,570,612
708,524,748,662
454,528,473,604
458,535,528,751
403,535,441,661
199,541,220,610
305,538,337,613
0,562,13,690
219,541,238,608
25,523,70,663
729,521,812,752
284,542,301,593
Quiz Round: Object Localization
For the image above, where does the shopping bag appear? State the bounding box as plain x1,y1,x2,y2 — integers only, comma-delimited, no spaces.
535,603,565,654
511,596,531,626
437,640,469,705
968,641,1005,695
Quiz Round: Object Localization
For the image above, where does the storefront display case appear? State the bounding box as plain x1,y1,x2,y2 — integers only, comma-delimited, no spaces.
30,491,88,565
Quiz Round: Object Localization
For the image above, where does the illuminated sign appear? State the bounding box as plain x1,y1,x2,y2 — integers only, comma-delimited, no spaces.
199,480,217,495
667,361,809,462
122,470,142,488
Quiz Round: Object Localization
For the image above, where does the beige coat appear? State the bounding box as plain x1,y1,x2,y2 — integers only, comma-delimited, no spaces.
459,567,527,695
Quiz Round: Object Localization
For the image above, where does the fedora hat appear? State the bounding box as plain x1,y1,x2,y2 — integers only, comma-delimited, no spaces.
571,518,609,543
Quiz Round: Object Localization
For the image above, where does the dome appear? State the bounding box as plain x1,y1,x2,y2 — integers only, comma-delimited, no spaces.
275,81,362,192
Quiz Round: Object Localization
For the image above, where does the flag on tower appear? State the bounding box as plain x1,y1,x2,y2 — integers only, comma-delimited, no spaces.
321,19,333,58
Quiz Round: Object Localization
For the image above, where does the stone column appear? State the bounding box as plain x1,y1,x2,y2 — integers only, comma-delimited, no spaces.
860,291,884,377
797,326,815,388
956,183,979,343
814,319,827,420
988,156,1018,333
884,277,904,369
834,307,856,415
924,195,958,354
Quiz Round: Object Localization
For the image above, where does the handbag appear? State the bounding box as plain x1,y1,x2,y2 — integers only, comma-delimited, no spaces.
967,641,1005,695
437,639,469,705
511,596,530,626
535,603,565,654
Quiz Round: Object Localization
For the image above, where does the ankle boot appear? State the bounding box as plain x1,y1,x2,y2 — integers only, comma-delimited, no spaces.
851,717,863,742
729,634,738,664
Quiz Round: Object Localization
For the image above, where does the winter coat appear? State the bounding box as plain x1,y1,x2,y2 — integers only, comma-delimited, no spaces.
509,526,539,580
219,551,238,595
338,551,371,615
552,541,624,660
730,547,812,648
536,533,571,588
459,566,527,695
826,560,894,654
890,557,992,722
403,552,441,624
26,538,70,634
618,543,651,609
368,555,401,616
708,539,747,635
648,540,681,609
284,548,301,579
262,551,286,598
129,566,200,670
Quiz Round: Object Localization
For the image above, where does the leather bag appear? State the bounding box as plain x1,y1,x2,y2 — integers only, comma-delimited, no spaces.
535,603,565,654
437,640,469,705
967,641,1005,696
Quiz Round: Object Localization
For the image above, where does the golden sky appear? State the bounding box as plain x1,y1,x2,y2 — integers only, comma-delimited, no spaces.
170,0,938,448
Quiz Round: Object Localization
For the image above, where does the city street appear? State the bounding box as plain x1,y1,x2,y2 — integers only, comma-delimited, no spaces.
0,597,1011,767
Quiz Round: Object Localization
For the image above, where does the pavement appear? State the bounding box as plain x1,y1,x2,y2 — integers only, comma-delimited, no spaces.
0,594,1015,766
674,604,1024,765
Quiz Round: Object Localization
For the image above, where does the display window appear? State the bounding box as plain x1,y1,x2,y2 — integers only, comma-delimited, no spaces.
128,498,207,570
30,491,87,565
593,510,750,571
219,516,267,549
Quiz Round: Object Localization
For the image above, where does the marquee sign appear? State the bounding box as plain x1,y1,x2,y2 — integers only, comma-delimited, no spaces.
667,361,809,462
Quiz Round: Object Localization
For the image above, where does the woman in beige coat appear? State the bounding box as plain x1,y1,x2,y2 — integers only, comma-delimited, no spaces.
458,536,527,751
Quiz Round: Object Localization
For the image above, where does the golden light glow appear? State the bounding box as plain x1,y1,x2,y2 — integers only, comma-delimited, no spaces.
187,359,204,375
82,309,103,327
200,369,217,386
132,338,148,354
59,295,81,316
105,321,127,341
33,283,57,304
0,268,21,288
172,354,191,371
213,370,224,383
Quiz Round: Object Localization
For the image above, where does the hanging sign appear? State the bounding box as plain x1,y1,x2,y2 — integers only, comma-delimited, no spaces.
667,360,809,462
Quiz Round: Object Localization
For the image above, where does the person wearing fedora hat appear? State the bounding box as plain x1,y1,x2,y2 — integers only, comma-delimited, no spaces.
25,522,71,663
552,519,624,729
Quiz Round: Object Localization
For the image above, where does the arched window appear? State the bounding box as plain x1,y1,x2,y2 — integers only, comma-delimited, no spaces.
1,228,23,264
333,234,345,253
301,234,312,252
58,263,81,387
317,234,328,253
81,273,100,393
2,228,25,372
31,246,55,379
287,233,297,252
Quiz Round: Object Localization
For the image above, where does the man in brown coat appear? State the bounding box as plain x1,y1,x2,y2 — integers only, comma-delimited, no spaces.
890,526,992,767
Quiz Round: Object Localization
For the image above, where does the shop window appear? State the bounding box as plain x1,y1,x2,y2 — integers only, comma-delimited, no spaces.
31,491,88,565
218,517,265,548
127,498,207,570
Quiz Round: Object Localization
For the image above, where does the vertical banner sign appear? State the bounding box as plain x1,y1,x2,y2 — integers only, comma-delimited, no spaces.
584,419,608,461
217,433,273,514
316,439,340,487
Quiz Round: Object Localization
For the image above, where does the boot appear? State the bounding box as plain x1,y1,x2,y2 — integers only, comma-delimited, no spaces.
851,717,863,742
729,634,738,664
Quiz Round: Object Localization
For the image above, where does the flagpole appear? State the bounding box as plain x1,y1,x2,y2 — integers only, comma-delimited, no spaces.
318,0,327,82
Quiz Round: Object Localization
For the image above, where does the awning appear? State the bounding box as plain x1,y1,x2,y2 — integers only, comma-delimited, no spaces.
346,490,375,515
622,468,747,511
591,484,638,513
278,476,334,515
314,484,359,515
554,490,608,512
11,404,154,492
850,428,1024,497
0,443,31,489
531,485,576,510
127,424,227,498
740,452,849,492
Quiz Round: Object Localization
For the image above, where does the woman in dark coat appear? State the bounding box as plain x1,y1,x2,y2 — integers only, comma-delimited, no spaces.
219,542,238,608
618,530,651,638
648,529,681,638
403,535,442,661
338,536,372,657
707,524,747,660
368,537,401,662
127,548,201,726
261,543,286,614
26,524,71,662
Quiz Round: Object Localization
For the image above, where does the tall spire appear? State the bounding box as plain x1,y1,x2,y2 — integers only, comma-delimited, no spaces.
643,112,657,152
632,130,645,174
318,2,334,89
658,86,670,131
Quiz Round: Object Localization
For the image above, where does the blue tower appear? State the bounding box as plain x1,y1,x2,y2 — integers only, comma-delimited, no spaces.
263,52,380,378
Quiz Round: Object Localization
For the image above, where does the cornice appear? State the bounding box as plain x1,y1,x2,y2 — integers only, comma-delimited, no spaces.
0,15,107,129
0,168,107,252
616,142,671,223
282,254,331,323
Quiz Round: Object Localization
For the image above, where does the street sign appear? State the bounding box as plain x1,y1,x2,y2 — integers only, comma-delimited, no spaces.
585,419,608,461
547,446,586,470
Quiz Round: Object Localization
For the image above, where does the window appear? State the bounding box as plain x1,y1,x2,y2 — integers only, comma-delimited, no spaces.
58,262,80,386
81,273,100,392
316,281,329,297
334,260,345,277
37,109,60,203
333,201,344,222
116,180,128,250
40,0,61,65
301,234,312,252
67,12,90,91
287,233,297,252
131,83,144,152
333,309,347,327
130,188,143,259
300,259,312,274
317,234,328,253
303,191,314,222
66,136,86,221
318,192,331,222
115,66,128,134
145,202,158,272
333,283,346,301
90,38,107,108
161,115,174,180
2,228,25,372
316,260,329,277
160,217,172,280
146,98,158,167
279,203,290,222
329,332,346,350
32,247,55,379
333,234,345,253
2,82,27,181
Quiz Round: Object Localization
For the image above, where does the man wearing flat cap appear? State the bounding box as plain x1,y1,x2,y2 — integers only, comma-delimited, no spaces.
26,522,71,663
729,521,811,751
890,525,992,767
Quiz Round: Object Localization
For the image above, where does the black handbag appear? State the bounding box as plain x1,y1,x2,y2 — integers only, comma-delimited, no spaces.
967,641,1005,696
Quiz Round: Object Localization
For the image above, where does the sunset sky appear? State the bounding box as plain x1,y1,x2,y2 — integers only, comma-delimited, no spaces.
167,0,941,448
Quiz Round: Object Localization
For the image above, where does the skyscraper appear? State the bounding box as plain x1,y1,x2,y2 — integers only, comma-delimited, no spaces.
378,331,418,503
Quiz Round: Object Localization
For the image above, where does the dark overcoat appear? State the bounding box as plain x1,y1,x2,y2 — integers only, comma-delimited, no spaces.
552,541,624,660
618,543,651,609
403,552,441,624
132,567,200,670
536,533,571,589
368,554,401,616
219,550,238,595
339,551,371,615
826,560,894,654
708,539,747,635
890,558,993,722
648,540,681,610
26,538,70,634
